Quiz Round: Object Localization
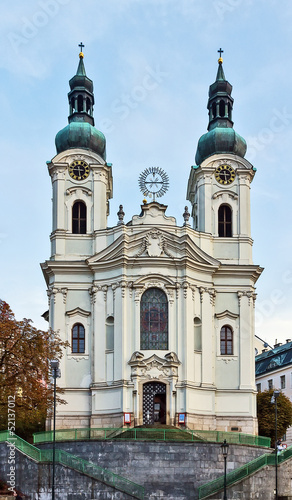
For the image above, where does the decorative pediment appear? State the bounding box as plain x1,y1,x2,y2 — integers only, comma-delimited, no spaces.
131,202,176,226
215,310,239,320
66,307,91,317
129,352,181,381
66,186,92,197
87,229,219,271
213,190,238,200
133,275,176,287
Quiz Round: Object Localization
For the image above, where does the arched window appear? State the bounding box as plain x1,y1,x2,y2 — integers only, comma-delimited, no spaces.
86,97,91,114
212,102,216,119
106,316,114,351
72,323,85,353
140,288,168,350
219,99,225,117
228,102,232,120
218,204,232,237
194,317,202,351
72,201,86,234
220,325,233,355
71,97,76,113
77,94,83,112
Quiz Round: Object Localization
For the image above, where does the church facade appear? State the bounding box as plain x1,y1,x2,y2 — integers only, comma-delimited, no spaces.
42,50,262,434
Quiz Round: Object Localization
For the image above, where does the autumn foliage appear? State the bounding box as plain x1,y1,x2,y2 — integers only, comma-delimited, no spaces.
0,300,68,438
257,389,292,446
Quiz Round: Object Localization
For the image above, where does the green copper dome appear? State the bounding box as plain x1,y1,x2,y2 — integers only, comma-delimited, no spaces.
195,56,246,165
55,51,106,159
195,127,246,165
55,121,106,158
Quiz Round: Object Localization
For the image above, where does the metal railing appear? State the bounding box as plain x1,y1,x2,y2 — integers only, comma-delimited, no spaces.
32,427,271,447
198,445,292,499
0,431,144,499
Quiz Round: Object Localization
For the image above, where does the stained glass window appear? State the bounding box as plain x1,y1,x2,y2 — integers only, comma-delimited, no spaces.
72,323,85,353
140,288,168,350
220,325,233,355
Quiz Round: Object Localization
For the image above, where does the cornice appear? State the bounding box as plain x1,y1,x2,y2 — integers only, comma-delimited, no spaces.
215,264,263,282
49,148,106,166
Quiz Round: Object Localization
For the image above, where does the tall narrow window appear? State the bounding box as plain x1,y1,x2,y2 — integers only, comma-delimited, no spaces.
228,102,232,120
77,94,83,112
218,204,232,237
140,288,168,350
220,325,233,355
194,317,202,351
72,323,85,353
219,99,225,117
281,375,286,389
72,201,86,234
212,102,216,119
106,316,114,351
86,97,91,114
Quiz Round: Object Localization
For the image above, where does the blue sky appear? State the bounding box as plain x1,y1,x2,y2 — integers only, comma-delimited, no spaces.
1,0,292,345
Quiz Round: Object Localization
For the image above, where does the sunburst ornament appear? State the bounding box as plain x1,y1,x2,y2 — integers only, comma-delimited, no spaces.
138,167,169,202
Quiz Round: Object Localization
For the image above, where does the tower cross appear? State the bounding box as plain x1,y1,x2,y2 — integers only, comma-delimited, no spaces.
218,48,224,58
79,42,84,52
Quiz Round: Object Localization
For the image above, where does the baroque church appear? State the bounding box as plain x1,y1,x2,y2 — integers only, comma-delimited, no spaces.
41,48,262,434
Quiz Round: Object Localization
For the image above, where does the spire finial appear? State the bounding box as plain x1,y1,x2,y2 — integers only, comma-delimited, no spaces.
79,42,84,59
217,47,223,64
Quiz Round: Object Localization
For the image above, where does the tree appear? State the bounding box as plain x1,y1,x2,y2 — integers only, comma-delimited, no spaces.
257,389,292,446
0,300,68,439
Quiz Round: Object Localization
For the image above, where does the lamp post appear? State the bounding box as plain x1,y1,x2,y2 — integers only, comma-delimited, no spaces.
271,389,280,500
221,439,229,500
50,359,59,500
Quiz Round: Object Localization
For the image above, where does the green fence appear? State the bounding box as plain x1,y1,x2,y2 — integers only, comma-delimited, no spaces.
198,445,292,499
33,427,271,448
0,431,144,499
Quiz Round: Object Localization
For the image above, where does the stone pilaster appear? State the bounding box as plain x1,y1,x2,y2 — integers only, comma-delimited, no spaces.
238,291,254,389
92,286,106,383
200,287,215,386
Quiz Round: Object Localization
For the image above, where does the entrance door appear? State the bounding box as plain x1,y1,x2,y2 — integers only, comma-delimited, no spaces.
143,382,166,425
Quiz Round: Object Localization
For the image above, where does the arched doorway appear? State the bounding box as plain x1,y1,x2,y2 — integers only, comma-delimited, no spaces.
143,382,166,425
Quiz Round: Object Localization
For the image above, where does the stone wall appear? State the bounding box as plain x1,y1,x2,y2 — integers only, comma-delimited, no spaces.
206,459,292,499
37,440,267,498
0,443,134,500
2,439,289,499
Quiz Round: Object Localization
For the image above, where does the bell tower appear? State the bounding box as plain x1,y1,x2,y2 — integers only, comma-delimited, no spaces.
187,51,256,264
42,47,113,427
47,46,112,261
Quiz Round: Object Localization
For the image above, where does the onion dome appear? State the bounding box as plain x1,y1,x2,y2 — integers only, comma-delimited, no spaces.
195,53,246,165
55,47,106,159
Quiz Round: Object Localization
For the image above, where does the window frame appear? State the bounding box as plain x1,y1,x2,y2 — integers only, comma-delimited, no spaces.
280,375,286,389
140,287,168,350
72,201,87,234
71,323,85,354
220,325,233,355
218,204,232,237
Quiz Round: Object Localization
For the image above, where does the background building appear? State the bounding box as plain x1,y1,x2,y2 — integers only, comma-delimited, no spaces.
256,339,292,444
42,49,262,433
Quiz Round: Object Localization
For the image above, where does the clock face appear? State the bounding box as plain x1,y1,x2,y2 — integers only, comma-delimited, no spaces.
69,160,90,181
215,164,236,185
138,167,169,198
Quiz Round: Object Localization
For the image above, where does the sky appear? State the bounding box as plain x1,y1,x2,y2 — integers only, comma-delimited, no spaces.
0,0,292,346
